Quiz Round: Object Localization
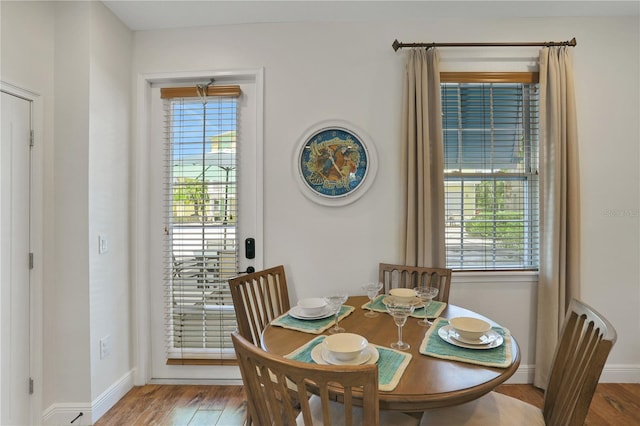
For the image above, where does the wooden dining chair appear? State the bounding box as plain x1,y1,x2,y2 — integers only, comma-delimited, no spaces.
379,263,452,303
419,298,617,425
229,265,291,347
231,332,419,426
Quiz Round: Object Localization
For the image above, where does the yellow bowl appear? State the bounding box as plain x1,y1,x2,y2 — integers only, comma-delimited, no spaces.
323,333,368,362
297,298,327,316
389,288,416,303
449,317,492,341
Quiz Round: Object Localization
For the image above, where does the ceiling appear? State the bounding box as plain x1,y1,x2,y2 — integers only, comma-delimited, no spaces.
102,1,640,31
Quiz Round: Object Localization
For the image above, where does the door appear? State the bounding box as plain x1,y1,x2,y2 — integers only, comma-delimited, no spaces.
147,72,263,380
1,91,32,424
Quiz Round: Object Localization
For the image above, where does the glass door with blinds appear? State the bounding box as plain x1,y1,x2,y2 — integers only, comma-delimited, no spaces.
164,88,240,361
148,72,262,380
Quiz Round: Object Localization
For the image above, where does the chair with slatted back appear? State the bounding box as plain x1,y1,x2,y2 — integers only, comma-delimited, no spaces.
419,298,617,425
379,263,452,303
231,332,419,426
229,265,291,347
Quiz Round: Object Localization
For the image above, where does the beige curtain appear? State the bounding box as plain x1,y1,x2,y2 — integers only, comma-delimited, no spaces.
534,46,581,388
401,48,445,267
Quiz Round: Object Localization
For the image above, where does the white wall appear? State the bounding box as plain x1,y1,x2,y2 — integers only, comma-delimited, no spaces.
1,1,133,424
52,1,92,408
87,0,133,414
133,16,639,381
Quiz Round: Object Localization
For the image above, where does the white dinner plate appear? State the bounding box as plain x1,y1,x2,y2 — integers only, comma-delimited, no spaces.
288,306,334,320
382,296,424,308
451,329,501,345
311,344,379,366
438,325,504,350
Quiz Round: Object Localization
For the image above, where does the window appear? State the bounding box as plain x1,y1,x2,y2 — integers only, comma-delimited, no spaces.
162,85,241,360
442,75,539,271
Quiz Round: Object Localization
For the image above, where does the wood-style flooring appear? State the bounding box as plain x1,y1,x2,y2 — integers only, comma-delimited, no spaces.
95,383,640,425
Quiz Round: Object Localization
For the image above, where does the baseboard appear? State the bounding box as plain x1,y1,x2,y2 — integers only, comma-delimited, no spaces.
504,364,640,385
41,369,135,425
598,364,640,383
42,402,92,426
91,370,135,422
148,378,243,386
504,364,535,384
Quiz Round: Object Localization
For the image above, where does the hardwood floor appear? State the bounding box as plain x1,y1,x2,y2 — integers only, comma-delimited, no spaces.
95,383,640,425
495,383,640,425
95,385,247,426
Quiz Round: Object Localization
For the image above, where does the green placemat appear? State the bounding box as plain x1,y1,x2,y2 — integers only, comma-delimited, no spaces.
362,295,446,319
286,336,411,392
271,305,355,334
419,317,513,368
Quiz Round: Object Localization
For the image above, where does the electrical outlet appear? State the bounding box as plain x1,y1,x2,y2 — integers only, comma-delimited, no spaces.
100,335,112,359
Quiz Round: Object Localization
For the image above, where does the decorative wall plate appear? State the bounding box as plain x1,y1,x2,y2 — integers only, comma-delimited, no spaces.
294,120,377,206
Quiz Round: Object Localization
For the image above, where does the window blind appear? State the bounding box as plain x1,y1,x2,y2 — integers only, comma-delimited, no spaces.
442,82,539,270
162,88,240,360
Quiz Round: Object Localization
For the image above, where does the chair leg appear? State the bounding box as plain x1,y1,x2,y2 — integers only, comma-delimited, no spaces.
244,412,252,426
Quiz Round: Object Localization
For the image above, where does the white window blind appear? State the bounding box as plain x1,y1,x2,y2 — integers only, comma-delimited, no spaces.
442,81,539,270
162,87,240,360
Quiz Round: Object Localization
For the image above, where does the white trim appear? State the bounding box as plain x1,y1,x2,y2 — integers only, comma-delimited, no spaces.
0,81,40,99
507,364,640,385
505,364,534,384
598,365,640,383
42,403,92,426
0,80,44,426
91,370,135,423
148,378,243,386
133,68,264,384
253,68,265,271
132,74,152,385
452,270,539,284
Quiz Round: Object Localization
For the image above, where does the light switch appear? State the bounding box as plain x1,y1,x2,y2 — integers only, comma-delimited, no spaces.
98,235,108,254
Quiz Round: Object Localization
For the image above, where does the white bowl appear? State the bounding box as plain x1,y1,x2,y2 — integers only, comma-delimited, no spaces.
449,317,492,341
323,333,368,362
389,288,416,303
297,298,327,316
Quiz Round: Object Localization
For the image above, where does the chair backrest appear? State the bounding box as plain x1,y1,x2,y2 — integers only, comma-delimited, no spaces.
379,263,451,303
229,265,291,346
232,332,380,426
543,299,617,426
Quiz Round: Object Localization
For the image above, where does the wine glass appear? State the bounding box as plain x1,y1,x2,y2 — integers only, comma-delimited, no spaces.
385,300,415,350
414,286,439,326
324,292,349,334
361,282,383,317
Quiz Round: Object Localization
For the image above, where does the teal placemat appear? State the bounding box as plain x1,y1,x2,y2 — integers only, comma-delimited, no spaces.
362,295,446,319
286,336,411,391
419,318,512,368
271,305,355,334
374,345,412,391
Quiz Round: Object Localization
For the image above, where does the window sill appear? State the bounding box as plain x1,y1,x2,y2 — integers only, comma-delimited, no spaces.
452,270,539,284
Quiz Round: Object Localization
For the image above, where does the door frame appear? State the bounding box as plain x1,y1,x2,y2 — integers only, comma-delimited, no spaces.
132,69,264,385
0,81,44,424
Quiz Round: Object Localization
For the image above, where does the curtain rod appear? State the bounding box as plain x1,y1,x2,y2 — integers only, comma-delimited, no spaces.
392,37,576,51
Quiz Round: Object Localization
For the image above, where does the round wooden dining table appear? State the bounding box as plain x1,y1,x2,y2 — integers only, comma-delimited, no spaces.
261,295,520,412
